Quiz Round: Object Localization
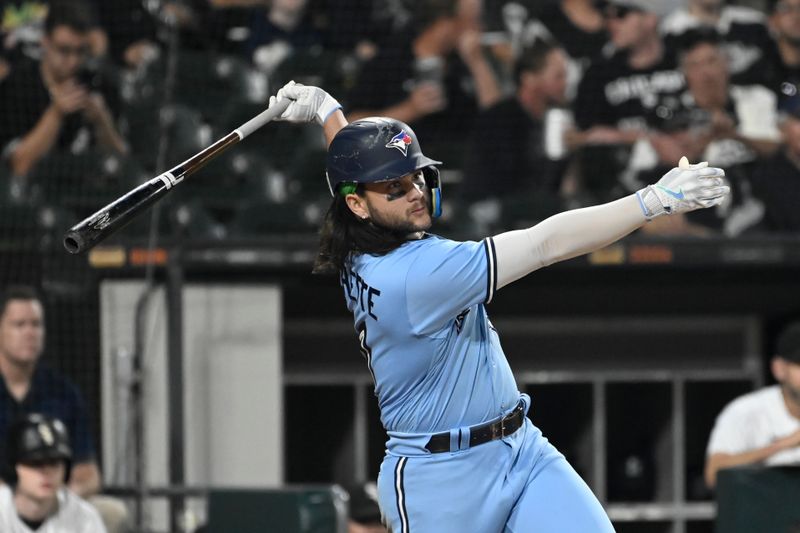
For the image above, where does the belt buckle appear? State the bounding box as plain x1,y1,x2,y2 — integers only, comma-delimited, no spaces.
493,420,506,439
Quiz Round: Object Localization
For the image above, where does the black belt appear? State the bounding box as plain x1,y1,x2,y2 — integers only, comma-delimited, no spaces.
425,402,526,454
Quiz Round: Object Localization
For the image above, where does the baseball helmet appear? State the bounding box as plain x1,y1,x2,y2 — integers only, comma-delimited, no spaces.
325,117,444,217
4,413,72,484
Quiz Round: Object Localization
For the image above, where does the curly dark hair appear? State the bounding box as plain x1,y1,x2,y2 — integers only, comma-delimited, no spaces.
312,189,410,275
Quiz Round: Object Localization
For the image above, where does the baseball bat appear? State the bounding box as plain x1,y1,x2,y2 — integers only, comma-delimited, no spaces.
62,98,292,255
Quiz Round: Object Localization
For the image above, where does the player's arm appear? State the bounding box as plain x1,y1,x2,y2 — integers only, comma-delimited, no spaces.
704,428,800,489
492,158,729,288
266,81,346,146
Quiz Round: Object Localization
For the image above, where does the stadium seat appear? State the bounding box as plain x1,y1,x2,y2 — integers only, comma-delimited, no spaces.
27,151,147,219
229,198,325,236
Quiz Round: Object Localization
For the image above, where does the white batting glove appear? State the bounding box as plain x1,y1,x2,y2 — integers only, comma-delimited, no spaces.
267,80,341,125
636,156,730,220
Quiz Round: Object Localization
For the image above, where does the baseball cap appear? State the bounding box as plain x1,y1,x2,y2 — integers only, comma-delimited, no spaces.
776,322,800,363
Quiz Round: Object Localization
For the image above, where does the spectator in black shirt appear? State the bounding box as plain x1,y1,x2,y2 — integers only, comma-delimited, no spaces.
461,40,570,227
645,28,780,236
767,0,800,94
661,0,779,87
0,0,127,178
345,0,501,169
569,0,684,202
752,91,800,232
481,0,609,98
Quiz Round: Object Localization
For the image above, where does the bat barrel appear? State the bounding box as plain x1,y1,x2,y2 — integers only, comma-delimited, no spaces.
63,177,173,254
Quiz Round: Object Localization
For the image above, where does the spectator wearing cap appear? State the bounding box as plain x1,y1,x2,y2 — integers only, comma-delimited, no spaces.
568,0,685,203
750,90,800,232
704,322,800,489
661,0,779,87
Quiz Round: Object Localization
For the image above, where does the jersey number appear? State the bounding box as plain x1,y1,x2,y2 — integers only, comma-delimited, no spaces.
357,322,377,389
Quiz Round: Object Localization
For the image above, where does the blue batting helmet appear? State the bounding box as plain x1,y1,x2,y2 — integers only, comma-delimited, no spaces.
326,117,444,217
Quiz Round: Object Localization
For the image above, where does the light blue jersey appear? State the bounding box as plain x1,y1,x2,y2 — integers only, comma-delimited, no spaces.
342,234,615,532
340,234,520,454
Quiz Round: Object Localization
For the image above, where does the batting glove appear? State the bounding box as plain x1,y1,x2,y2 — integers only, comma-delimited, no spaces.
636,156,729,220
268,80,341,125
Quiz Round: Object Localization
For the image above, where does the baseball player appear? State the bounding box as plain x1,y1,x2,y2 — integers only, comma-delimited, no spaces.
0,413,106,533
268,81,729,532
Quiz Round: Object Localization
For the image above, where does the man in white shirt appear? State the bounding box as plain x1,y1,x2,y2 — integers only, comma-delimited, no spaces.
705,322,800,488
0,413,106,533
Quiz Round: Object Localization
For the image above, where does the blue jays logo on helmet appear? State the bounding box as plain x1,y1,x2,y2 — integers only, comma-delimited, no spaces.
385,130,413,156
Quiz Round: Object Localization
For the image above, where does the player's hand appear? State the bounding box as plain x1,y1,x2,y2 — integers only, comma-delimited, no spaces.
268,80,341,125
636,156,729,220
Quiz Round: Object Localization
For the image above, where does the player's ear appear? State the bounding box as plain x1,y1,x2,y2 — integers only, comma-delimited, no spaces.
345,194,370,220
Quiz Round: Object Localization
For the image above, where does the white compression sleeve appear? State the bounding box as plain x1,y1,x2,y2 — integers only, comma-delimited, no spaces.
492,194,647,289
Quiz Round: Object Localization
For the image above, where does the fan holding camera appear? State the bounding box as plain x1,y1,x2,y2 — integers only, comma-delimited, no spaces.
0,1,127,179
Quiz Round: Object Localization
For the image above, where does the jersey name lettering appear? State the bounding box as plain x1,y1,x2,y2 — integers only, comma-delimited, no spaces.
341,268,382,320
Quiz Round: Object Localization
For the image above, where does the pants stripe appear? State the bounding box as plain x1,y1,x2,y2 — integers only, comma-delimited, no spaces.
395,457,409,533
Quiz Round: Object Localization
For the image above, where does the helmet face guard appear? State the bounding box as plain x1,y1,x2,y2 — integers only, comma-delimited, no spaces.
326,117,444,218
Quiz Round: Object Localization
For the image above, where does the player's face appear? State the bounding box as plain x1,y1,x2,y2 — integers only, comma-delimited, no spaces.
360,171,432,234
15,460,65,502
0,299,45,366
772,0,800,45
42,25,91,83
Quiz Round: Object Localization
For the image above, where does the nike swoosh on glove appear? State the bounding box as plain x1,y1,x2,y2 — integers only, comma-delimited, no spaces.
636,156,730,219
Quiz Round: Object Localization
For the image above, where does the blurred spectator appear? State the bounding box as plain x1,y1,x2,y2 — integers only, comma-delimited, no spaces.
0,0,107,65
320,0,410,55
244,0,322,74
569,0,684,202
345,0,501,169
661,0,778,87
92,0,161,68
646,28,780,236
461,40,570,224
704,321,800,489
482,0,609,98
766,0,800,94
0,413,107,532
751,89,800,232
0,0,127,178
0,286,128,533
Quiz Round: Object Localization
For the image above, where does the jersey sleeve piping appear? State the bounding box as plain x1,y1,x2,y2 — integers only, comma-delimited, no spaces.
484,237,497,304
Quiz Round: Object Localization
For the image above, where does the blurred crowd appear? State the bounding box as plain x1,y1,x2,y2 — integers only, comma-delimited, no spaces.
1,0,800,244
